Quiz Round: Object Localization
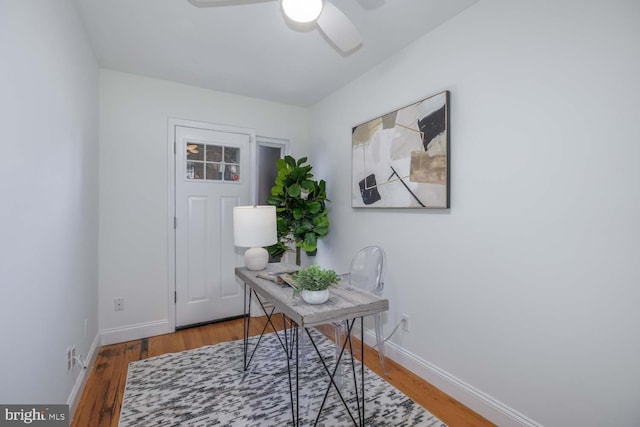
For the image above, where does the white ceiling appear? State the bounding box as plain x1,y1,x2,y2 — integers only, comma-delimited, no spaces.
74,0,478,106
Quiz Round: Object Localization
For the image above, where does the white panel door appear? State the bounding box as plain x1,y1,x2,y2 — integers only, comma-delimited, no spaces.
175,125,252,327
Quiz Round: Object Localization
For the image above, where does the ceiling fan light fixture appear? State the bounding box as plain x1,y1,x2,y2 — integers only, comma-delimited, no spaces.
281,0,323,23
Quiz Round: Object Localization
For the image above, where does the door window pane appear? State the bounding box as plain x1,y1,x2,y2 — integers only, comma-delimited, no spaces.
224,147,239,163
186,144,204,161
192,162,204,180
206,145,223,162
186,161,195,179
206,163,222,181
224,165,240,182
186,142,240,182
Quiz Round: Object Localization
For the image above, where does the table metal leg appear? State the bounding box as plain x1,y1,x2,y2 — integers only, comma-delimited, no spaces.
243,283,251,370
243,287,294,372
296,324,300,426
347,326,361,424
360,316,365,425
241,288,298,426
283,315,298,359
306,319,363,426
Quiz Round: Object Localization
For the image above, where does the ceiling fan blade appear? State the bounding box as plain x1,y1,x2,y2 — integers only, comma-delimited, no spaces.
316,1,363,53
187,0,274,8
356,0,385,10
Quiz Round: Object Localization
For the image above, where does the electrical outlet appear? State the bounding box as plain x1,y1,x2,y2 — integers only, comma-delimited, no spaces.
71,346,76,368
114,297,124,311
401,314,410,333
66,346,72,371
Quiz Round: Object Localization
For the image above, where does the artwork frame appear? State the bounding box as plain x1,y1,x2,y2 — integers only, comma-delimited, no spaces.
351,90,450,209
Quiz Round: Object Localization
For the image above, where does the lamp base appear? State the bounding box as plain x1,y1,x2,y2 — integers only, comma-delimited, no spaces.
244,247,269,271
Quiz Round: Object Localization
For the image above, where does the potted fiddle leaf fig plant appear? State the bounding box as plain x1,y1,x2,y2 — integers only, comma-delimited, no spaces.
292,264,339,304
267,156,330,265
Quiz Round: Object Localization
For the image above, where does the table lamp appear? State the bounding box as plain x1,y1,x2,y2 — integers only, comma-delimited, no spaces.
233,205,277,271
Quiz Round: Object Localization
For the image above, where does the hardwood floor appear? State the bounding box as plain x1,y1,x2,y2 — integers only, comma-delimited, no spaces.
72,317,495,427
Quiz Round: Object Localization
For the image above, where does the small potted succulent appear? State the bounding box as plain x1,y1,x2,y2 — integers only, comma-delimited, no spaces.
292,264,339,304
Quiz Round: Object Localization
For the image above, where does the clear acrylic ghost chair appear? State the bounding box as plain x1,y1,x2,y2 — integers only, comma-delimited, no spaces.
334,246,388,378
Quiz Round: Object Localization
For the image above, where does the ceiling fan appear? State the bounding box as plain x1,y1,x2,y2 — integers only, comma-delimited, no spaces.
187,0,363,53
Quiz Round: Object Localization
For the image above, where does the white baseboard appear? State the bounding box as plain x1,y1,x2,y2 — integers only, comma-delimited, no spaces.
358,328,542,427
101,319,172,346
67,332,101,421
66,319,171,422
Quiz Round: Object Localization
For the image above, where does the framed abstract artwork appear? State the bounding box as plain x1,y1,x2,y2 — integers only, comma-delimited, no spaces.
351,90,450,209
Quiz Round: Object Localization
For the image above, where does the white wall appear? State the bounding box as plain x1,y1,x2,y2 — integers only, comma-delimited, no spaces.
0,0,99,407
99,70,309,342
310,0,640,426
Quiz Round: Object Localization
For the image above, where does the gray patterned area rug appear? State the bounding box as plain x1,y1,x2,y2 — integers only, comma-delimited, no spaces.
119,329,446,427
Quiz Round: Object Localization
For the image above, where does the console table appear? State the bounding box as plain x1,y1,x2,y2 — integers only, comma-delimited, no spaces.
235,263,389,426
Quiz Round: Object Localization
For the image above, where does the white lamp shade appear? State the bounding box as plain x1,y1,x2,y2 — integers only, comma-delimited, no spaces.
281,0,323,23
233,205,277,248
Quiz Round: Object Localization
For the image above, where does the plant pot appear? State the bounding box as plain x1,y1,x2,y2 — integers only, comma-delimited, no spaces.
301,289,329,304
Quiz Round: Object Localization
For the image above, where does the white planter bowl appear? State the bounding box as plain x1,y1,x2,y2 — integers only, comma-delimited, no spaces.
301,289,330,304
